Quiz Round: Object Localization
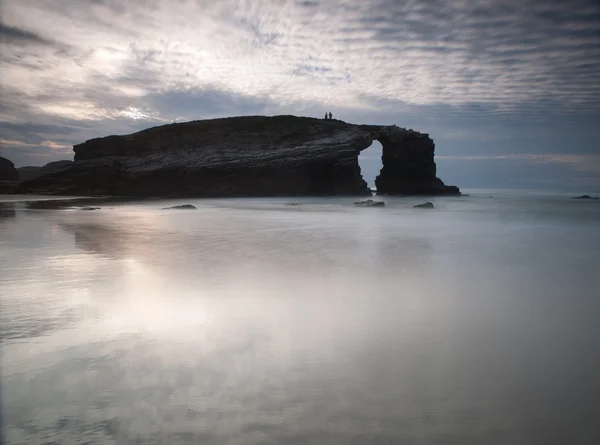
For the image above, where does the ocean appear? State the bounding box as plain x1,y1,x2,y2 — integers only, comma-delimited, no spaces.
1,191,599,444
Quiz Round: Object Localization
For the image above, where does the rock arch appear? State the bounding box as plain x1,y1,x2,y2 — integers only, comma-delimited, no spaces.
17,116,459,197
356,125,459,196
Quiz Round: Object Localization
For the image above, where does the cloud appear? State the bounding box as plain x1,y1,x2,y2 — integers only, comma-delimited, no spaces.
0,22,55,46
2,0,599,118
0,0,598,191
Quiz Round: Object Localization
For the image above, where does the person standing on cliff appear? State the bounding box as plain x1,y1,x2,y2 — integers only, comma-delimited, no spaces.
324,112,328,120
328,112,332,120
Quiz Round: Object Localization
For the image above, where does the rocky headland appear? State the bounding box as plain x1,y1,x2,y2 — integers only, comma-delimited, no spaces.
15,115,459,197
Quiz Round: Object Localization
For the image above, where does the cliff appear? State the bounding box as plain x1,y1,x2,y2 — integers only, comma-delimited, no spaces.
17,115,459,197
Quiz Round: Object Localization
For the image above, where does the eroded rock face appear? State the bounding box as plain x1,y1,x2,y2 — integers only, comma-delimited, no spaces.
18,115,459,197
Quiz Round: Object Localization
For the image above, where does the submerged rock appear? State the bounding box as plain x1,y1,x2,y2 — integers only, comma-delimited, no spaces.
17,115,459,197
413,202,434,209
79,206,100,211
162,204,197,210
572,195,599,200
354,199,385,207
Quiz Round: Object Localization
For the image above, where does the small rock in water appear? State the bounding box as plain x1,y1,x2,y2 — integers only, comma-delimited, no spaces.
354,199,385,207
285,202,301,206
162,204,197,210
80,206,100,211
413,202,434,209
571,195,598,200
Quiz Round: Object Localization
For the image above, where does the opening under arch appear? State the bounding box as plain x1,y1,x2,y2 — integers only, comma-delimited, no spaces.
358,139,383,192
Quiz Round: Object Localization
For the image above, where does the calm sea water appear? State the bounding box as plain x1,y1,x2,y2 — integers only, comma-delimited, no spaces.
1,191,599,445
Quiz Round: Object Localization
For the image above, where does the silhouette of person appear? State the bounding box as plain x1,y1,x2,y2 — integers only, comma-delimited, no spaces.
324,112,328,120
328,112,333,120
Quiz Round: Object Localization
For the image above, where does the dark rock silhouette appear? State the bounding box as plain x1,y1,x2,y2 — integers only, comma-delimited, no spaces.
374,130,459,196
0,156,19,193
162,204,197,210
43,160,74,175
17,115,459,197
572,195,599,200
18,166,43,182
0,156,19,181
18,160,75,182
0,181,18,194
80,206,100,211
413,202,434,209
354,199,385,207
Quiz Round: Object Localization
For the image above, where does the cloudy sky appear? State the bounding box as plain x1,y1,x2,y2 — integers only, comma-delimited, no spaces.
1,0,599,190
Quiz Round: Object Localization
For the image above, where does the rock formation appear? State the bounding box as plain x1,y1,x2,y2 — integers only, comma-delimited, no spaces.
354,199,385,207
162,204,197,210
17,166,43,182
1,156,19,181
571,195,599,200
0,156,19,193
18,160,74,182
17,116,459,197
375,129,457,195
413,202,434,209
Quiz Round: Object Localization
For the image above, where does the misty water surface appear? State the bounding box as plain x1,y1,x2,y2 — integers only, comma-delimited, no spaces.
1,192,599,444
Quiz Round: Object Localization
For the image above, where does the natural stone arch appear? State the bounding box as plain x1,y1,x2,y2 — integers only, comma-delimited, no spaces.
17,116,459,197
355,125,459,196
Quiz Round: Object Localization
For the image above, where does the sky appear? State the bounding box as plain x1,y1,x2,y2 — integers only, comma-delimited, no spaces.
1,0,599,190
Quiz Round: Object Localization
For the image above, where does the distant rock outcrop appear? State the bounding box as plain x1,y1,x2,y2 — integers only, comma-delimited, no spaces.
572,195,599,200
18,166,43,182
42,160,74,176
162,204,197,210
413,202,434,209
18,161,75,182
354,199,385,207
17,116,459,197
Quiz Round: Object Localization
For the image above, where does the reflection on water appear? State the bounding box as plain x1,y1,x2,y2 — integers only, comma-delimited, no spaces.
0,202,16,219
1,193,600,444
